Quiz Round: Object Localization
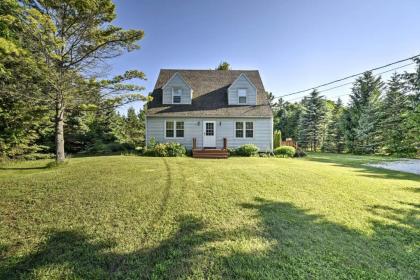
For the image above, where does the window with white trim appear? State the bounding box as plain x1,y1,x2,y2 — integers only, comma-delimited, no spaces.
176,121,184,137
245,122,253,138
166,121,184,138
238,89,247,104
235,121,254,138
172,88,182,104
235,122,243,138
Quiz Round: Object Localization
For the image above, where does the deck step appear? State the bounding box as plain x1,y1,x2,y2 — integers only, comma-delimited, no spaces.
192,149,228,159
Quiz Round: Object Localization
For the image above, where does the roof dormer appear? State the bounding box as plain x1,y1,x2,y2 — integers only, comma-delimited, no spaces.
227,73,257,105
162,72,193,105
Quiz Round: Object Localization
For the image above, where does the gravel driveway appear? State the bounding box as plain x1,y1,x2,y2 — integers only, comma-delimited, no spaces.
366,159,420,175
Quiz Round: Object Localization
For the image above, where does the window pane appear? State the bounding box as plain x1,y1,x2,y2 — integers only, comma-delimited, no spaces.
236,129,243,138
166,129,174,138
205,122,214,136
173,95,181,103
166,121,174,137
176,122,184,129
176,129,184,138
235,122,243,129
246,122,253,138
246,129,253,138
239,96,246,104
176,121,184,138
166,121,174,129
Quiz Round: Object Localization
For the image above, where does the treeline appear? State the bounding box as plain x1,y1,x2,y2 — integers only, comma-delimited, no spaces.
273,60,420,157
0,0,147,160
0,99,146,159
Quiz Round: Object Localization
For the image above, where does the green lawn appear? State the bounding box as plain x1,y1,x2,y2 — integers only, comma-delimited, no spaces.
0,154,419,279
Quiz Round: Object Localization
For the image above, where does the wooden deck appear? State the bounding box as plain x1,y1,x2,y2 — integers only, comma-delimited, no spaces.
192,137,228,158
192,148,228,159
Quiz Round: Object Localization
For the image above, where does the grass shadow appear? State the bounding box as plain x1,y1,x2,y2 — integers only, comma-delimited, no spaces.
0,215,216,279
220,197,419,279
0,167,48,170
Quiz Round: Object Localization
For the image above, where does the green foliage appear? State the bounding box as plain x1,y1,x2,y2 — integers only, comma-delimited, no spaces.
298,90,327,151
274,99,303,141
144,142,186,157
347,72,383,154
323,99,345,153
294,148,307,158
2,0,148,162
274,146,296,157
273,130,282,149
378,73,412,156
21,153,54,161
85,141,131,154
215,61,230,70
235,144,259,157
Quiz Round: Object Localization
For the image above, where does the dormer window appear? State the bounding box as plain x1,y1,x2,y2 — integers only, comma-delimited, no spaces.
172,88,182,104
238,89,247,104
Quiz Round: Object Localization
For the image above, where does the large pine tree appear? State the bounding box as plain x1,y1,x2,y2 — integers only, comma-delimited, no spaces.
298,90,327,151
379,73,410,155
346,72,383,154
323,99,345,153
402,58,420,156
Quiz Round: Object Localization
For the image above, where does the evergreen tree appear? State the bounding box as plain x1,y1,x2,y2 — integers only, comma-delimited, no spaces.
323,99,345,153
379,73,411,155
274,99,303,141
347,72,383,154
123,107,145,148
0,0,53,158
298,90,327,151
402,58,420,156
13,0,147,162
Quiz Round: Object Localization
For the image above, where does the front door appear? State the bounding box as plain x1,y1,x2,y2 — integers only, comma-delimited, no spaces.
203,121,216,148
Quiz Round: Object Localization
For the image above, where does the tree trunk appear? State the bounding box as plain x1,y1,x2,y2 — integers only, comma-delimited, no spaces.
55,102,65,162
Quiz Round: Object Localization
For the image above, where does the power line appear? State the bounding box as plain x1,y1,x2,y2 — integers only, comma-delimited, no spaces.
279,53,420,98
284,62,415,102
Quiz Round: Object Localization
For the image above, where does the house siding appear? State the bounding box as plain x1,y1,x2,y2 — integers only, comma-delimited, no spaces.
162,74,192,104
228,74,257,105
146,117,273,151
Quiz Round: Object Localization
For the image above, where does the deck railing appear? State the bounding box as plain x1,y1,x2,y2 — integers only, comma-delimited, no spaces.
192,137,227,150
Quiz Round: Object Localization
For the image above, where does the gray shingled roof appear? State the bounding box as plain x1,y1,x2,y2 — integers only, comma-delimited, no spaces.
146,69,273,117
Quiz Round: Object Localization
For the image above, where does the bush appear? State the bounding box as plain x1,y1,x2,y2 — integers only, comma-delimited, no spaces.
273,130,282,149
227,148,237,156
294,148,307,158
258,152,274,158
164,142,186,157
235,144,259,157
143,142,186,157
274,146,296,158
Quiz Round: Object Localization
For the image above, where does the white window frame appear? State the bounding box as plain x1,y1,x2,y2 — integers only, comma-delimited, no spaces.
238,89,247,104
234,121,254,139
165,120,184,139
172,88,182,104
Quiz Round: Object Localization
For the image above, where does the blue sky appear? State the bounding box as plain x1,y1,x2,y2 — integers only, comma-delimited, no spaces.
109,0,420,113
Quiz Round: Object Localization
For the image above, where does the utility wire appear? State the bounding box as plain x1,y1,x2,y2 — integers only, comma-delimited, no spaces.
284,62,415,102
279,53,420,98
